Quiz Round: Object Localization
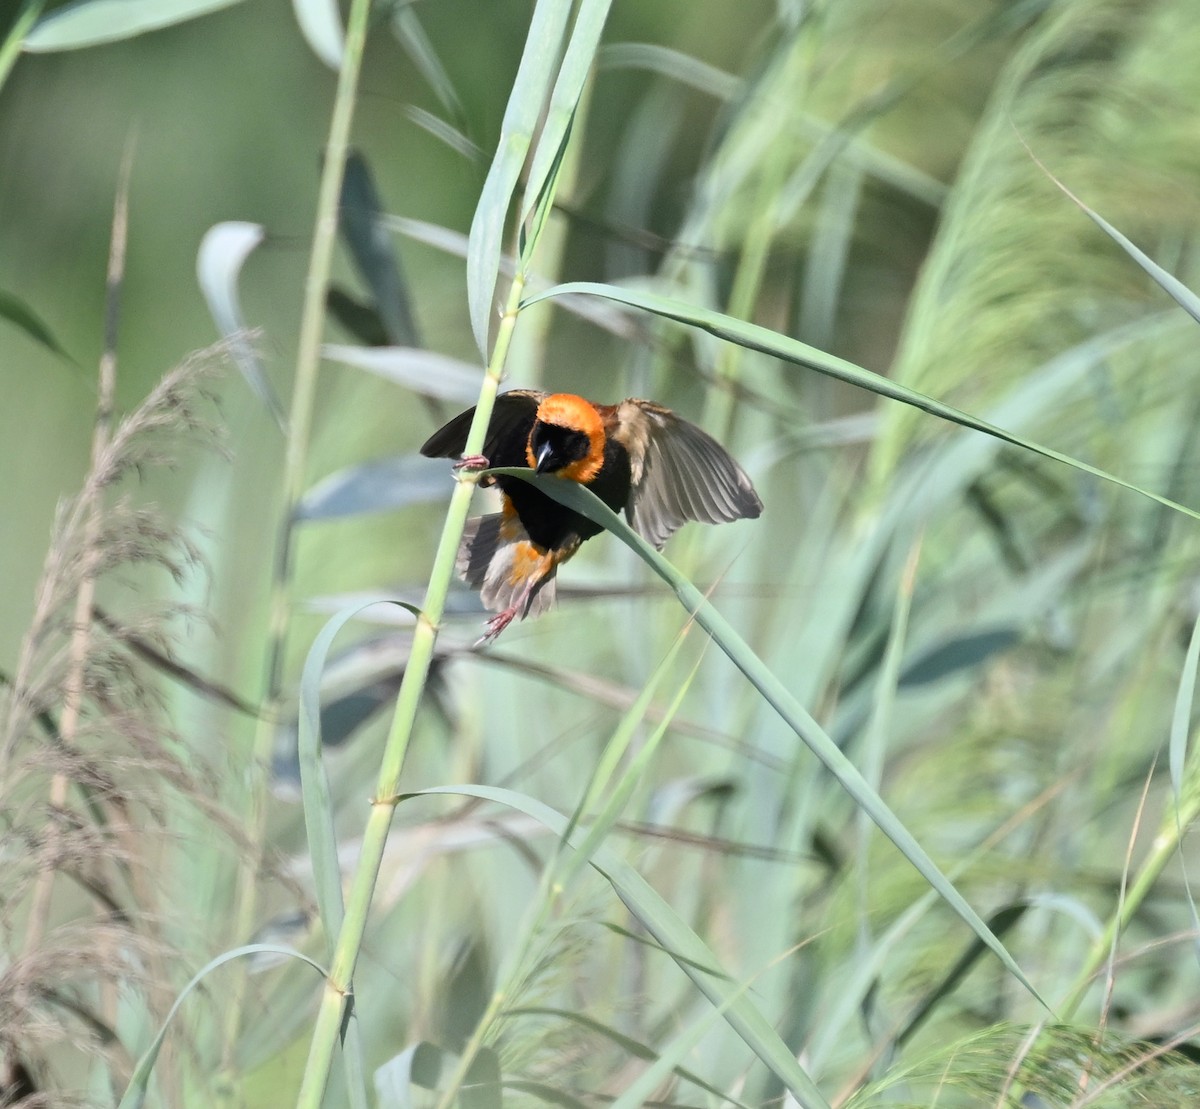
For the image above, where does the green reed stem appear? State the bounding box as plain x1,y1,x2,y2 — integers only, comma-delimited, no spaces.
294,268,529,1107
217,0,373,1088
1058,789,1200,1020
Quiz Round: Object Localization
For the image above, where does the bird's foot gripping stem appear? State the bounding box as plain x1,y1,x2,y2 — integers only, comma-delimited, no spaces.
454,454,492,487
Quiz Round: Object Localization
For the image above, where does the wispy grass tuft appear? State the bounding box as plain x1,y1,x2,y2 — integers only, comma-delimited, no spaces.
13,0,1200,1104
0,340,235,1103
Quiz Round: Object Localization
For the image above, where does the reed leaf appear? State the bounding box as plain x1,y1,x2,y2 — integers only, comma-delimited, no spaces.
523,282,1200,523
488,467,1047,1010
417,784,833,1109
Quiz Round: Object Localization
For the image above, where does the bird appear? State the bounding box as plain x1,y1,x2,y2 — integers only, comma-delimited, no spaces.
420,389,762,642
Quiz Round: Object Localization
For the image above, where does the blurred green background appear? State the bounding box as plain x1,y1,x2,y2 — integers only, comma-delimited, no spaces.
0,0,775,673
5,0,1200,1105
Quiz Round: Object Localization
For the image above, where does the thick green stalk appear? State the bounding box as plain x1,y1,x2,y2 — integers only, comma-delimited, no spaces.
295,270,528,1107
218,0,373,1086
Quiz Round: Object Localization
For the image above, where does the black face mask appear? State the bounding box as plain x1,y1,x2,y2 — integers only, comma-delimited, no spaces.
530,423,591,473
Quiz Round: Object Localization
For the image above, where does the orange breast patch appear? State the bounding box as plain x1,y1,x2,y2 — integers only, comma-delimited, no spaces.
499,495,524,540
506,541,554,588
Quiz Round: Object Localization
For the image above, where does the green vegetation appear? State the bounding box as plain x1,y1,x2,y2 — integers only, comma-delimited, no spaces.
3,1,1200,1106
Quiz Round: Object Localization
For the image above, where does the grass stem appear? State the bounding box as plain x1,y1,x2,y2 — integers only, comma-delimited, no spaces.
295,268,529,1108
217,0,374,1087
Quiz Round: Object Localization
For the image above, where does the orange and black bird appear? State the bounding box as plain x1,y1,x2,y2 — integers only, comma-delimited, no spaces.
420,390,762,641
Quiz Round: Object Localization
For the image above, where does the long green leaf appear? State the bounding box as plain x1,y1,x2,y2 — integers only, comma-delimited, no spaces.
118,944,327,1109
563,648,700,884
506,1006,750,1107
799,160,863,351
0,288,74,362
299,599,419,1109
387,216,639,338
196,221,286,431
522,282,1200,523
487,467,1049,1012
414,785,833,1109
298,597,421,941
1170,613,1200,806
295,456,449,521
390,5,465,120
323,345,482,403
402,106,482,162
428,631,695,1108
299,598,415,945
339,153,421,346
24,0,243,50
465,0,572,356
0,0,46,89
597,42,740,100
292,0,343,69
608,979,756,1109
519,0,613,228
894,904,1028,1049
1169,611,1200,963
1033,153,1200,328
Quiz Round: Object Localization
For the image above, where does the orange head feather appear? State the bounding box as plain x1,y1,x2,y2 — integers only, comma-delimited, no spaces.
526,393,607,482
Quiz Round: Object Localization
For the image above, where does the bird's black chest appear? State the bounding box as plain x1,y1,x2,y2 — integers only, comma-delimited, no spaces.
496,438,632,551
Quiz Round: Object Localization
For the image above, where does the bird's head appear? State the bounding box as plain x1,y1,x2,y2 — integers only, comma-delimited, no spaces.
527,394,606,481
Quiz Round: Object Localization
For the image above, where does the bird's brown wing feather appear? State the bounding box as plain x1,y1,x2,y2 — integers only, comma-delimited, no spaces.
612,399,762,550
420,389,544,466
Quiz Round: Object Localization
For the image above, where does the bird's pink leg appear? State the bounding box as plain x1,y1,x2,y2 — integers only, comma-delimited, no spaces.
453,453,490,472
474,571,544,647
476,606,518,645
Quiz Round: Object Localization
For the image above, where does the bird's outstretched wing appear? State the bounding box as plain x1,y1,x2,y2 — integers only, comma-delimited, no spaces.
419,389,544,467
612,399,762,550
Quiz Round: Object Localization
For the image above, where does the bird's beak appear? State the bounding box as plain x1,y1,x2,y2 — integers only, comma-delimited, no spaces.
534,440,556,473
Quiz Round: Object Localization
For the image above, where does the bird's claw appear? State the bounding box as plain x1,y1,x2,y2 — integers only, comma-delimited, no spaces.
474,606,517,647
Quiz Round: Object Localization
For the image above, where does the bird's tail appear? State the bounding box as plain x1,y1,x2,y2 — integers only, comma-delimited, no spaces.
457,513,559,618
